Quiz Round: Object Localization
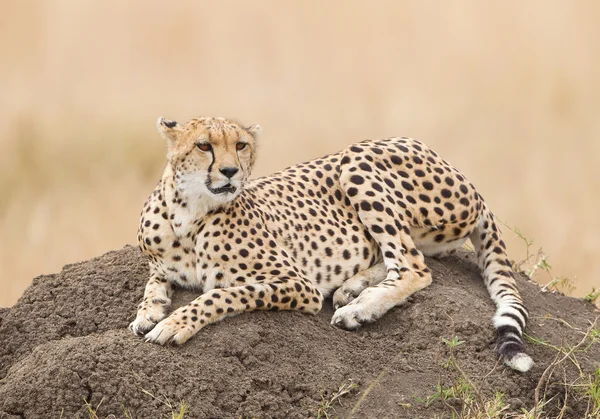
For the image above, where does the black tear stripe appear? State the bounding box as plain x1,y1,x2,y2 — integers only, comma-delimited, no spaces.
205,131,215,188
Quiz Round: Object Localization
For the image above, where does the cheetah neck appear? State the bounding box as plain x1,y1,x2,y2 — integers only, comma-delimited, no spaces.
163,165,226,238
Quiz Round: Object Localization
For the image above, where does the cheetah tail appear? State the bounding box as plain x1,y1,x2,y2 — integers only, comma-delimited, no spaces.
469,204,533,372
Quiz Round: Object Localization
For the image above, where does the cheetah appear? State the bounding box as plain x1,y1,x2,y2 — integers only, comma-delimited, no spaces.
130,116,533,372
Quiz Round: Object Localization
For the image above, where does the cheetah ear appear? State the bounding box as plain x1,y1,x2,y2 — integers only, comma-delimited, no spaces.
156,117,183,143
246,124,261,140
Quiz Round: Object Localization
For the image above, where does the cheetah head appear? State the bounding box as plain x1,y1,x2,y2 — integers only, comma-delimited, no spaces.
157,116,260,207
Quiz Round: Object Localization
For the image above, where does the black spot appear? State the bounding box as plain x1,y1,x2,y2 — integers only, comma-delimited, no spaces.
401,181,414,191
359,162,372,172
350,175,365,185
372,202,384,212
419,194,431,203
398,145,409,153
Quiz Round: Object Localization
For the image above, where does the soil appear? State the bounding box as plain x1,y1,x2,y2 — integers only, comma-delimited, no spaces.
0,246,598,419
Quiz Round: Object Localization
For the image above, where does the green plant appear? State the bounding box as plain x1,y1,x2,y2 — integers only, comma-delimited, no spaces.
83,397,104,419
419,314,600,418
141,388,189,419
584,288,600,305
500,221,576,295
316,379,358,419
578,367,600,418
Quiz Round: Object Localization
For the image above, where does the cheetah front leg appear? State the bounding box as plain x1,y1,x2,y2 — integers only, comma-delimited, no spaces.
332,263,387,309
129,271,174,336
145,277,324,345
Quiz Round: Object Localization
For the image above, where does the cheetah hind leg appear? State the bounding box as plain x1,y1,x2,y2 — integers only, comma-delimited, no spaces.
333,263,387,309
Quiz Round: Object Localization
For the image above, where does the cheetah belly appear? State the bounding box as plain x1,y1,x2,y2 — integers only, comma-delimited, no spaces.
411,226,469,257
276,232,381,298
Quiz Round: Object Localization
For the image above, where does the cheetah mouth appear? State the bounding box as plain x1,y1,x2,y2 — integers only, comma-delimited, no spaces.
208,184,237,195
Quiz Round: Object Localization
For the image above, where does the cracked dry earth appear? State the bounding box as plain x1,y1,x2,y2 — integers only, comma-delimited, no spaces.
0,246,598,418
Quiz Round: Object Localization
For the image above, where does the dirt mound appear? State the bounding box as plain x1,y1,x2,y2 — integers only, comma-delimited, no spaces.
0,246,598,418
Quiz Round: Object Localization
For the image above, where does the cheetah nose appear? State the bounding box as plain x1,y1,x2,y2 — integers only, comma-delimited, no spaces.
219,167,239,179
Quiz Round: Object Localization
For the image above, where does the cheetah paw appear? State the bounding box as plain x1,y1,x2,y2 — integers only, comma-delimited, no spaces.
129,299,171,336
332,284,362,309
144,312,196,345
331,303,376,331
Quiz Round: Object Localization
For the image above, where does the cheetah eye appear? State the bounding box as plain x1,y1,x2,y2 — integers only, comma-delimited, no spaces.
236,142,247,151
197,143,212,152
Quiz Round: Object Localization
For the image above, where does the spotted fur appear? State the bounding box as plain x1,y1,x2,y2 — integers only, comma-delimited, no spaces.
130,116,532,372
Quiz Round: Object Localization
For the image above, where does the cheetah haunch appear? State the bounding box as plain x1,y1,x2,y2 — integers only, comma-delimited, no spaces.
130,116,533,372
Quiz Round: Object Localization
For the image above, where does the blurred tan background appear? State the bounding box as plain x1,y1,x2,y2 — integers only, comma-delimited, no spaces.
1,1,598,307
